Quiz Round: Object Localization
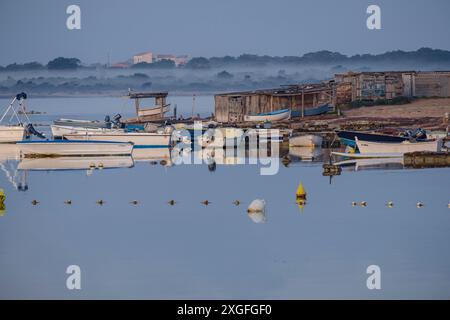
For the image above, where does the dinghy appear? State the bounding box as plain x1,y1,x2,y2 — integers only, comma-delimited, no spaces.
291,103,331,117
289,134,323,147
51,125,125,138
244,109,290,122
53,118,107,129
17,140,133,157
137,105,170,118
355,137,442,155
62,132,171,148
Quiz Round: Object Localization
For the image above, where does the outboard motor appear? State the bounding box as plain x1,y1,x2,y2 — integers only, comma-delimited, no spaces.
104,115,112,129
112,113,123,128
16,92,27,100
414,128,427,140
25,123,45,139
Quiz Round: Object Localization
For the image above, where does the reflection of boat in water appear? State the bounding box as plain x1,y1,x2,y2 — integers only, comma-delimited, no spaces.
289,134,322,147
289,146,323,161
18,156,134,171
0,144,20,161
63,132,171,148
197,128,244,148
132,148,172,165
334,157,404,171
0,144,27,191
331,151,404,159
195,148,245,165
17,140,134,157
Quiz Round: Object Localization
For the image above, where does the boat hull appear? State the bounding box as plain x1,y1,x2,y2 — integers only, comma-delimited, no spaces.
137,105,170,117
291,103,331,117
17,141,133,157
244,109,291,122
337,130,408,148
63,132,171,148
355,138,442,155
52,125,125,138
53,118,106,129
0,125,26,143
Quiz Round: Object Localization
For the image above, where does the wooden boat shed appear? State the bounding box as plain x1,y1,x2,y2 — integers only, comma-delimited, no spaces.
214,83,335,123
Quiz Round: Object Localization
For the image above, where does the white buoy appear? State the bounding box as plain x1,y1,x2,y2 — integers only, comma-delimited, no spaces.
247,199,266,223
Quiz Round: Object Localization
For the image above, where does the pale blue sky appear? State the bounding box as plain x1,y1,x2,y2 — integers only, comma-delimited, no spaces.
0,0,450,65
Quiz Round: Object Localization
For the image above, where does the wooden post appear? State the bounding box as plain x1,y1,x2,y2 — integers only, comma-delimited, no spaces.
192,94,196,120
301,89,305,118
135,98,140,117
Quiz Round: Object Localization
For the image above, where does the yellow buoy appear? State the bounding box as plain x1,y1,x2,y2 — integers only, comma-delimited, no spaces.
296,182,307,200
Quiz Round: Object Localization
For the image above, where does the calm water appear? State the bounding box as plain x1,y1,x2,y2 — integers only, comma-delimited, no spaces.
0,97,449,299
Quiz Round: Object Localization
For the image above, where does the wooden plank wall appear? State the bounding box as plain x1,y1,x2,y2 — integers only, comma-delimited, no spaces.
215,91,331,123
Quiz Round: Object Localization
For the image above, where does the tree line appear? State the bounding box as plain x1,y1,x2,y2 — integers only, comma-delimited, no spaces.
1,48,450,71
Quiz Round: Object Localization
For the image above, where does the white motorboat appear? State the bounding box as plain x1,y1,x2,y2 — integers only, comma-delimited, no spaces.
0,93,30,143
289,134,323,147
18,156,134,171
51,124,125,138
355,137,442,155
62,132,171,148
0,125,26,143
17,140,133,157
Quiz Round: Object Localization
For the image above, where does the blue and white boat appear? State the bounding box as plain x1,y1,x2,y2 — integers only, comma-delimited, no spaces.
291,103,331,117
336,129,427,148
244,108,291,122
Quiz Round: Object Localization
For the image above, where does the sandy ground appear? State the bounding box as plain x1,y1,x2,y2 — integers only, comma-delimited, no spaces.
343,98,450,119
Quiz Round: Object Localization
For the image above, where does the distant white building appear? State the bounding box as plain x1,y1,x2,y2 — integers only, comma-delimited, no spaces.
133,51,153,64
155,54,190,66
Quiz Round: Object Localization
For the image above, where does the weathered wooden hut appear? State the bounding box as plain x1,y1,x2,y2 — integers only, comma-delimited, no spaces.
334,71,415,103
415,71,450,97
214,83,334,123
